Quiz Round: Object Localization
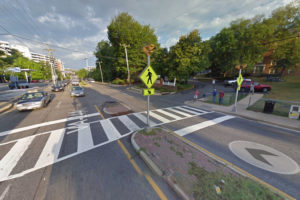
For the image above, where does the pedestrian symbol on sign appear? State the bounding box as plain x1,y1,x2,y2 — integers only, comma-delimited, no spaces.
139,65,158,89
147,69,152,84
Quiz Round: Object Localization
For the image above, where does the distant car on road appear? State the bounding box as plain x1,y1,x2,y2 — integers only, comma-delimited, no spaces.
240,81,271,93
16,90,51,111
72,80,80,86
88,78,95,83
31,80,39,83
51,84,64,92
71,86,85,97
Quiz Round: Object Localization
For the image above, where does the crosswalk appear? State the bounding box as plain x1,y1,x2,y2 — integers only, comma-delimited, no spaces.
0,105,222,182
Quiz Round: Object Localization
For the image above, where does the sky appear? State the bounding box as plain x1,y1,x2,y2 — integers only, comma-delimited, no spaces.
0,0,294,70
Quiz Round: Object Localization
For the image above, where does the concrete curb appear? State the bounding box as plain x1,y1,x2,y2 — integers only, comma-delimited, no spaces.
185,101,300,132
131,131,190,200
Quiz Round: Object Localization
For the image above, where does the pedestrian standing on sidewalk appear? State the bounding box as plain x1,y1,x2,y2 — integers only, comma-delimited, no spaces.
250,82,254,95
212,89,217,103
194,89,199,101
219,91,224,104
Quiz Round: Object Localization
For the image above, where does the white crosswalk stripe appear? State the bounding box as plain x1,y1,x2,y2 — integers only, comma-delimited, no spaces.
183,106,208,113
34,129,65,169
149,111,170,123
155,109,182,120
133,112,157,126
100,119,122,141
0,137,34,180
0,105,220,182
166,108,193,117
118,115,140,132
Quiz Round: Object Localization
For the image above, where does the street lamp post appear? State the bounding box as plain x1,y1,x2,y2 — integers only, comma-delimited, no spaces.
98,61,104,83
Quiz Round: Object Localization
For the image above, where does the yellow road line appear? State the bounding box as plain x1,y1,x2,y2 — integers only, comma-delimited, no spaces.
117,140,143,176
145,174,168,200
94,105,105,119
163,126,295,200
94,104,168,199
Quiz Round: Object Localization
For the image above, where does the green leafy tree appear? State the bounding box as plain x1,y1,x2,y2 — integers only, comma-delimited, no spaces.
168,29,209,82
107,12,159,82
267,2,300,76
94,40,115,82
77,68,89,79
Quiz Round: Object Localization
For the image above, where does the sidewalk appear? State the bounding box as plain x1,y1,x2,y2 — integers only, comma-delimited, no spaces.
185,94,300,131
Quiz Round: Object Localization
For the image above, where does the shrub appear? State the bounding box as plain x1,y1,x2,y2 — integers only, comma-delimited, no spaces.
112,78,125,85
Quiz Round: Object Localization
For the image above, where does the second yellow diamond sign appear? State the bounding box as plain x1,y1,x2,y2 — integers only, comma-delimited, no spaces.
139,65,158,89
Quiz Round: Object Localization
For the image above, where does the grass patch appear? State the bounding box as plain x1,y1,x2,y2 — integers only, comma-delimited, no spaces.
188,162,283,200
176,151,184,158
177,83,194,91
251,76,300,102
154,142,160,147
80,81,87,86
170,146,175,152
204,92,248,106
139,129,156,136
247,99,300,118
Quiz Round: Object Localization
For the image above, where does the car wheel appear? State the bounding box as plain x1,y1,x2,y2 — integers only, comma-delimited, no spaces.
263,88,268,93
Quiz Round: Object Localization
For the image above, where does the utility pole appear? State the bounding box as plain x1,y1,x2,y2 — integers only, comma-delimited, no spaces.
98,61,103,83
120,44,130,86
44,44,57,85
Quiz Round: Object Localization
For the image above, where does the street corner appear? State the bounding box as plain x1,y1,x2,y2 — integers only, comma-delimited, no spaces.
102,101,132,116
229,141,300,175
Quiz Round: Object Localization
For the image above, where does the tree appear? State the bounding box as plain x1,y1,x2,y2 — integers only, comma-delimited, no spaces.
107,12,159,82
77,68,89,79
151,47,169,77
267,2,300,76
168,29,209,82
94,40,115,81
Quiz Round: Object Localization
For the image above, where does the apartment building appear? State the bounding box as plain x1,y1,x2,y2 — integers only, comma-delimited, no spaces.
0,40,11,56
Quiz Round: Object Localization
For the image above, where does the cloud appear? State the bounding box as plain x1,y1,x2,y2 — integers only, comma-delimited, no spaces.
38,12,79,30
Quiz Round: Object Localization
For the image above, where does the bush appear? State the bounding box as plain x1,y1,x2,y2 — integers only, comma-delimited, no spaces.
112,78,125,85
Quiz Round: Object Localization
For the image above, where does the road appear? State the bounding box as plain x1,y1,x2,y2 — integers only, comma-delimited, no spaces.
0,82,299,199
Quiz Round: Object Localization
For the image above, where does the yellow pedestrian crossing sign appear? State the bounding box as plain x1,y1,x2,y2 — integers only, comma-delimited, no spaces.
237,74,244,91
143,88,155,96
139,65,158,89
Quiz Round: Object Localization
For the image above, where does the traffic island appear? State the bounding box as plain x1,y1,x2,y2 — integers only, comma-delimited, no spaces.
132,128,284,200
103,101,132,116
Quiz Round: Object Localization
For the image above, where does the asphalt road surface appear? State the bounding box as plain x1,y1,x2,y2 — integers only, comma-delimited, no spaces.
0,82,299,200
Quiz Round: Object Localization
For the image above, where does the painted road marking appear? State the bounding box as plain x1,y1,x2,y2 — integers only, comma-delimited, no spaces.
77,124,94,153
156,109,182,120
0,185,10,200
118,115,140,132
0,112,100,137
175,115,235,136
100,119,122,141
149,111,170,123
229,141,300,175
166,108,192,117
0,137,34,179
133,113,157,126
175,106,203,115
34,129,65,169
182,106,208,113
0,105,216,182
55,101,62,109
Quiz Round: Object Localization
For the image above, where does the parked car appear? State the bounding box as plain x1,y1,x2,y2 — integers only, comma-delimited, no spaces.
16,90,51,111
51,84,64,92
31,80,39,83
224,78,251,87
88,78,95,83
240,81,271,92
71,86,85,97
8,80,29,89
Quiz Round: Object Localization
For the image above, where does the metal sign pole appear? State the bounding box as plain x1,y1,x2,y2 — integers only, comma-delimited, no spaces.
233,69,241,112
147,55,150,127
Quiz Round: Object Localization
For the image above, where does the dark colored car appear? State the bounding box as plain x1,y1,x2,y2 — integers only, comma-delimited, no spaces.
51,84,64,92
9,80,29,89
16,91,51,111
240,81,271,92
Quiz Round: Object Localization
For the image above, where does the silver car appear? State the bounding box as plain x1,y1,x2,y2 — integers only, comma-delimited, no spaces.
16,91,51,111
71,86,85,97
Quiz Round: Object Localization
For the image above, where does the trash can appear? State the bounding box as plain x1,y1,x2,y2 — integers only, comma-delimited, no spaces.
263,100,275,113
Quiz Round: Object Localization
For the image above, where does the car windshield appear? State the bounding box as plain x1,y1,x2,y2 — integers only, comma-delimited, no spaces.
21,92,43,100
72,87,82,91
